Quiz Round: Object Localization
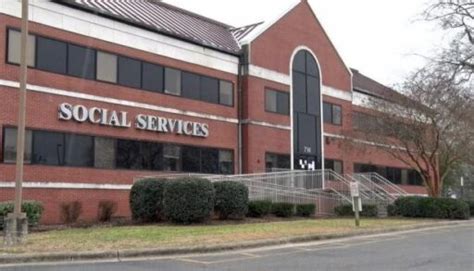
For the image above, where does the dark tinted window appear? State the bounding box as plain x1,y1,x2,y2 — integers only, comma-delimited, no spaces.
182,146,200,172
265,153,291,171
297,113,317,155
94,137,116,169
323,102,332,123
32,131,65,165
2,128,32,163
142,62,163,93
306,53,319,77
67,44,96,79
293,72,307,112
182,72,201,100
200,76,219,103
306,76,319,115
116,140,142,169
163,145,181,171
293,51,306,73
201,148,219,174
37,37,67,74
277,91,289,115
164,68,181,96
118,56,142,88
64,134,94,167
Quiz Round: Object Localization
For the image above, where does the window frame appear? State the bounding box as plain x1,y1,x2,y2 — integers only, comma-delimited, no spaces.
323,102,342,126
4,27,235,107
265,88,290,115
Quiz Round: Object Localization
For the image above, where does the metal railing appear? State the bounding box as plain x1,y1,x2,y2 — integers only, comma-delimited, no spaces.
353,172,409,197
208,170,350,216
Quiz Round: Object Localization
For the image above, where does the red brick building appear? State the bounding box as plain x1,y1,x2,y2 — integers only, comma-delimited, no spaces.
0,0,426,224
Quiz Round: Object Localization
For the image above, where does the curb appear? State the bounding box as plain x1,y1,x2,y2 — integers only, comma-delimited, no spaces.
0,220,472,265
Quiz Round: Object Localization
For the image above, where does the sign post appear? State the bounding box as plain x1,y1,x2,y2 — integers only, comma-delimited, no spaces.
350,181,362,227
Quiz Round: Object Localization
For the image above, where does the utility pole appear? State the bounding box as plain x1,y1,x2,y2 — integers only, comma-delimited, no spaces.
4,0,29,246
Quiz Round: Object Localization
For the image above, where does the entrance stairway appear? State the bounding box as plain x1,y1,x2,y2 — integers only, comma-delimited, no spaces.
158,170,408,217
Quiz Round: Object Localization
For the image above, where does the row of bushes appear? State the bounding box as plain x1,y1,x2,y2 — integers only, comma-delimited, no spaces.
388,196,470,219
130,177,317,224
0,201,44,228
334,204,378,217
130,177,249,224
247,200,316,218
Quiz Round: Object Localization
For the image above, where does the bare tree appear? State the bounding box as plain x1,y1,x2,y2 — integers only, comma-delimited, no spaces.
356,63,474,197
423,0,474,83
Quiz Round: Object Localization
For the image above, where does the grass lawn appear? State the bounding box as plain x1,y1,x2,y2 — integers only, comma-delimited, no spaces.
0,218,435,254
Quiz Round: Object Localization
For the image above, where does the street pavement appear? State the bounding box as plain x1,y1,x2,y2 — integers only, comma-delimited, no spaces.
2,224,473,271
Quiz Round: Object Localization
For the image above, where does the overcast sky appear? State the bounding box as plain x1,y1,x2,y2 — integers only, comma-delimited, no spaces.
164,0,447,87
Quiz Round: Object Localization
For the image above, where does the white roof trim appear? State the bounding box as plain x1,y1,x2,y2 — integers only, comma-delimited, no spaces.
239,0,300,45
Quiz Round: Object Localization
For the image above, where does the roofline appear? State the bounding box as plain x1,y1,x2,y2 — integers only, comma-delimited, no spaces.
239,0,300,45
53,0,241,56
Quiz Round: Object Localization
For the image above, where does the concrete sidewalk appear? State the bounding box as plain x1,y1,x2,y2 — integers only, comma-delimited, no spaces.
0,220,472,265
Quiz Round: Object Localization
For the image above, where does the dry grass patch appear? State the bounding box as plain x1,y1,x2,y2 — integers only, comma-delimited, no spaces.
0,218,433,254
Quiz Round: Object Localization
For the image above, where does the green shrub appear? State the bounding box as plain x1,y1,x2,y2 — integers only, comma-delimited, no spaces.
163,177,215,224
296,204,316,217
271,202,295,217
387,204,399,216
129,178,168,223
464,200,474,217
0,201,44,227
393,196,470,219
247,200,272,217
214,181,249,220
334,204,378,217
97,200,118,222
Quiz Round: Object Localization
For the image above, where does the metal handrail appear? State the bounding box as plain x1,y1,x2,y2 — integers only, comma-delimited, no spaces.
352,174,398,202
355,172,408,196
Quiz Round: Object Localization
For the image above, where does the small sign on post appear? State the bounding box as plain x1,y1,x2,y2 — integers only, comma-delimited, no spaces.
350,181,362,227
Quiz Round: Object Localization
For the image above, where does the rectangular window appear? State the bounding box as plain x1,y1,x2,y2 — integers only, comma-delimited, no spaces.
163,145,181,171
2,128,32,163
94,137,116,169
293,72,307,112
67,44,96,79
142,62,163,93
64,134,94,167
7,29,36,67
116,140,142,170
266,89,289,115
96,51,117,83
201,148,219,174
32,131,65,166
219,81,233,106
182,146,201,173
181,72,200,100
219,150,234,174
200,76,219,103
306,76,320,115
164,68,181,96
323,102,342,125
325,159,343,175
36,36,67,74
265,153,291,172
118,56,142,88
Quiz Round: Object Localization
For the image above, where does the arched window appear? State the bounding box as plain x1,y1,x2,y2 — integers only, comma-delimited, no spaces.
292,50,322,171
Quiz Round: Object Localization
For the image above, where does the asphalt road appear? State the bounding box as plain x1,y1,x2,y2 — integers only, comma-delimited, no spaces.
2,224,473,271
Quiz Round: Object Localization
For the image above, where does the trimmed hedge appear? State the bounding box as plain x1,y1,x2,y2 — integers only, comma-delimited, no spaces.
214,181,249,220
0,201,44,227
247,200,272,217
334,204,378,217
464,200,474,217
129,178,168,223
272,202,295,217
163,177,215,224
393,196,470,219
296,204,316,217
387,204,398,217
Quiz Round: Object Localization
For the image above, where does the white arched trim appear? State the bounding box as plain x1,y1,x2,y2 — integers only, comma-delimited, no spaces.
289,46,325,188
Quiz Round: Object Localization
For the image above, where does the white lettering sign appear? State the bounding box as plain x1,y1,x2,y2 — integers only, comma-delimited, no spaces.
58,103,209,138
